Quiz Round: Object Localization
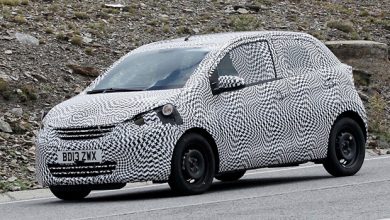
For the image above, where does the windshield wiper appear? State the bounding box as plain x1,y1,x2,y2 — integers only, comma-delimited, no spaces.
86,88,143,94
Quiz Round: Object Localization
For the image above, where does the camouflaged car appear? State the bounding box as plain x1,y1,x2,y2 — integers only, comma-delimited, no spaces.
37,31,367,200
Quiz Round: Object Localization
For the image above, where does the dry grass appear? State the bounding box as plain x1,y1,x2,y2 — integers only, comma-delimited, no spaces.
0,0,28,6
70,35,83,46
0,79,12,100
74,11,89,19
368,93,390,142
230,15,260,31
14,15,26,24
327,20,355,33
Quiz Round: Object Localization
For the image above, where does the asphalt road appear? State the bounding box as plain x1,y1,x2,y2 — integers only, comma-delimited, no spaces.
1,155,390,220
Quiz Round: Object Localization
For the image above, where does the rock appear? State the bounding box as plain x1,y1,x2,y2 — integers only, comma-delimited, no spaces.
357,91,369,102
0,119,13,133
31,73,48,82
10,107,23,117
24,72,38,82
27,166,36,172
4,50,12,55
74,87,83,94
0,132,11,139
237,8,249,14
378,140,390,149
246,5,261,12
7,176,17,182
224,6,235,14
82,36,93,44
67,64,100,77
325,40,389,61
10,186,21,191
160,14,169,19
183,8,194,13
367,139,378,149
0,71,10,81
15,32,39,46
104,3,125,8
16,89,23,95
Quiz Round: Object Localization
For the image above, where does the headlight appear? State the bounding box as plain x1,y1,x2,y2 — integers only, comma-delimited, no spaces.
131,104,182,126
162,104,174,116
156,104,182,125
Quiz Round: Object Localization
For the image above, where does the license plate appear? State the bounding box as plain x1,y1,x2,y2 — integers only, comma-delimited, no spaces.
56,150,102,164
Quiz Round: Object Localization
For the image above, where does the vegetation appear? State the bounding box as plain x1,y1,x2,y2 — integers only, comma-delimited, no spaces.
368,93,390,142
70,35,83,46
230,15,260,31
0,0,28,6
327,20,355,33
0,79,11,100
74,11,89,20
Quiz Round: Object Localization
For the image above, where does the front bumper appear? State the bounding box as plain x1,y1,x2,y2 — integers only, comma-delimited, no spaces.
36,121,183,187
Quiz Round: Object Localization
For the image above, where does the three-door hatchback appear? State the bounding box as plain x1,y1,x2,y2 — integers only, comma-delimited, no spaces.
37,31,367,200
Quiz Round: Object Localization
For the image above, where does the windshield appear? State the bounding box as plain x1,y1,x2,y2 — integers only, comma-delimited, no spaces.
90,48,209,93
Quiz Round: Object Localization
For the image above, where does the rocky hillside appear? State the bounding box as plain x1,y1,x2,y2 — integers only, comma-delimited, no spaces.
0,0,389,192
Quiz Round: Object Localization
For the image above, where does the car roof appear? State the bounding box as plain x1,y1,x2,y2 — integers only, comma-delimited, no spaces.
135,31,314,52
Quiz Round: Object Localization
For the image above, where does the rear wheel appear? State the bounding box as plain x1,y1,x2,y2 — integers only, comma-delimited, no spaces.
323,117,365,177
50,186,91,201
215,170,246,182
168,133,215,195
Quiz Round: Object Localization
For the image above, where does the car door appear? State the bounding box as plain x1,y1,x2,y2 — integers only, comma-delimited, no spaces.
210,40,287,171
270,36,330,162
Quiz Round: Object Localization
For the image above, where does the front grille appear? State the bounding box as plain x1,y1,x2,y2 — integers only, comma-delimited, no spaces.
48,162,116,177
54,125,115,140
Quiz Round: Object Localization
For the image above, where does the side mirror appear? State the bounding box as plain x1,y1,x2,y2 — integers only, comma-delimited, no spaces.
213,75,245,94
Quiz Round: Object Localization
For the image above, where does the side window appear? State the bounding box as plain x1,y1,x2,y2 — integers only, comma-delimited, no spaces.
229,41,276,84
272,38,325,77
214,54,239,77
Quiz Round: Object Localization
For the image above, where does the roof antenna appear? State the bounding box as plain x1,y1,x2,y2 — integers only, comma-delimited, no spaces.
184,34,191,41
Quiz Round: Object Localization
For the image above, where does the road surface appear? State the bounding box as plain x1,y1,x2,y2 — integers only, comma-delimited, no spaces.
1,155,390,220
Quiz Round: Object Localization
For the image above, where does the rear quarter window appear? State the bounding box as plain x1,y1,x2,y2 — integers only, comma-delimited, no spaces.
272,37,338,78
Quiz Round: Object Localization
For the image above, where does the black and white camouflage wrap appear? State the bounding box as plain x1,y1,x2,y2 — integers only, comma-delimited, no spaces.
36,31,367,186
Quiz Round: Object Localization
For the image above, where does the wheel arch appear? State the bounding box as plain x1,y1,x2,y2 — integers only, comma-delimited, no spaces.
334,110,367,141
182,127,220,173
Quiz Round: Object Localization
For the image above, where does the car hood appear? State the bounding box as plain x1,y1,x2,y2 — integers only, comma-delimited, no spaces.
44,89,182,128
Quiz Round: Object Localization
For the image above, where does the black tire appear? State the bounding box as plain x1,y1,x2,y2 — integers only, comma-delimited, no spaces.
168,133,215,195
50,186,91,201
215,170,246,182
323,117,365,177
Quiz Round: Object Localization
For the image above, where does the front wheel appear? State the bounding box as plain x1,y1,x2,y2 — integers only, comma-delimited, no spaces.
50,186,91,201
168,133,215,195
323,117,366,177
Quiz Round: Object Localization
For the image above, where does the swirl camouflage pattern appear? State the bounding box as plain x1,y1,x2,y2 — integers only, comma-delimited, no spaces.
36,31,367,189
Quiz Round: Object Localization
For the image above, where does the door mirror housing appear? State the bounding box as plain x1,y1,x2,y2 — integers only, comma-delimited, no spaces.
212,75,245,95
